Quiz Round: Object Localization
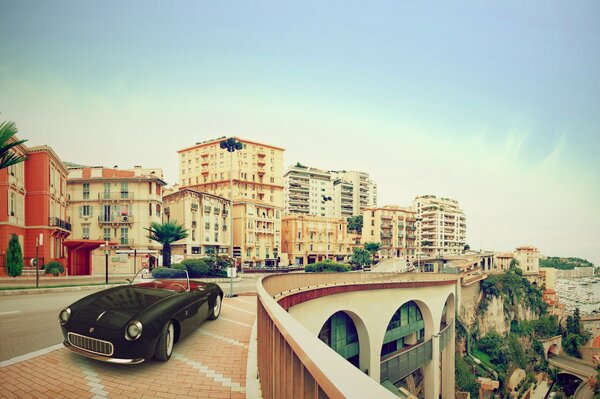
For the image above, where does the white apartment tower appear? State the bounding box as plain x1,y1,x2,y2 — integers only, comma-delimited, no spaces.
284,164,335,217
331,170,377,216
413,195,467,257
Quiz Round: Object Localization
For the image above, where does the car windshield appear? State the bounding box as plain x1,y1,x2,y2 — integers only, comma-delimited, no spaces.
128,267,190,292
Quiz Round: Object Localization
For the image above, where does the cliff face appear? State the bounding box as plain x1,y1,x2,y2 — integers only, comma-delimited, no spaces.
476,295,539,336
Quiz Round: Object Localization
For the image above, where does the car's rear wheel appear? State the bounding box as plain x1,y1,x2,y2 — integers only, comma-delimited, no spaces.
208,295,222,320
155,321,175,361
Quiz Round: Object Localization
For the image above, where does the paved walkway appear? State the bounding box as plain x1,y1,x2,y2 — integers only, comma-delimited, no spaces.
0,295,258,399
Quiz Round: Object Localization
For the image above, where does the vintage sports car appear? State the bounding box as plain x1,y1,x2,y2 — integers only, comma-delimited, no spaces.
58,268,223,364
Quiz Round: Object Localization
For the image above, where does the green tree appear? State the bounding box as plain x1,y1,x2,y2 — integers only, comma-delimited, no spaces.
145,221,188,267
363,242,381,265
6,234,23,277
509,258,520,270
349,248,371,269
456,355,479,398
0,121,28,170
347,216,363,234
463,244,470,251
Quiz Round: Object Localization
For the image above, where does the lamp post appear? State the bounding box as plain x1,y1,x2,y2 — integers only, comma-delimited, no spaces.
322,196,332,261
35,234,43,288
104,240,109,284
220,137,243,298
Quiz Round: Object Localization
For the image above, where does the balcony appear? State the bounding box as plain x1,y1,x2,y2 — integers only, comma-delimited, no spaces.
49,217,72,232
98,192,134,201
98,216,134,224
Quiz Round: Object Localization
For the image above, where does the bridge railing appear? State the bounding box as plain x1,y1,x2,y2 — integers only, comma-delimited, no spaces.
257,273,456,398
440,319,454,351
380,338,433,383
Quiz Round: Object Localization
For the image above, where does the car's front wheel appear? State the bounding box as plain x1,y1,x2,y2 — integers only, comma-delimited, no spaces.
155,321,175,361
208,295,222,320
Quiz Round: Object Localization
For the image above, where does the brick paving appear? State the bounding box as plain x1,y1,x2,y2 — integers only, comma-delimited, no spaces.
0,296,257,399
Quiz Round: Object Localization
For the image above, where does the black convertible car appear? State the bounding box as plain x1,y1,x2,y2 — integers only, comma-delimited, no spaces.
58,268,223,364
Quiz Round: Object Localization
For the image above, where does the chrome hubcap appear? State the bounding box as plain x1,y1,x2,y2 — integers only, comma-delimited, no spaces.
214,296,221,317
166,324,174,356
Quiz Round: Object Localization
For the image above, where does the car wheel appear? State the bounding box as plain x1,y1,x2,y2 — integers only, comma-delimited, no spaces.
155,321,175,361
208,295,222,320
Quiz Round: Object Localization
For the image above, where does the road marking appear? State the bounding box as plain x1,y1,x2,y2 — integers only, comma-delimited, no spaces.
0,311,20,316
174,353,246,393
198,330,249,349
0,343,64,368
221,316,253,328
223,303,256,315
232,298,256,306
76,359,109,397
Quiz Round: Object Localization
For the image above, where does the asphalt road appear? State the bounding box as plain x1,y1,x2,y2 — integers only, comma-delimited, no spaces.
0,279,258,362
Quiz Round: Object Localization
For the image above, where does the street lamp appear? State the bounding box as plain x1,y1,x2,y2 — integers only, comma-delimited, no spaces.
220,137,243,298
322,196,332,260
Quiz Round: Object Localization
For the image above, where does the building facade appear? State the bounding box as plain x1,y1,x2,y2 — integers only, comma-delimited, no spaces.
494,252,514,272
413,195,467,258
163,188,231,257
513,245,540,275
284,164,334,217
281,215,353,265
333,179,354,219
331,170,377,216
361,205,417,261
0,142,70,276
66,166,166,274
177,138,285,266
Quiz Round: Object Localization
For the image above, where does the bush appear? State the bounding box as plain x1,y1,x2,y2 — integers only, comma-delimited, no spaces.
170,263,186,271
181,258,227,277
151,267,187,279
45,261,64,277
305,261,350,273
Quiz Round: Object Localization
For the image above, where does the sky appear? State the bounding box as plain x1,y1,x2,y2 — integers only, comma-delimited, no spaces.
1,1,599,265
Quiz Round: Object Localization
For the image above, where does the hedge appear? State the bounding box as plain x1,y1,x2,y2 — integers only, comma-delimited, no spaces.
305,261,350,273
151,267,187,279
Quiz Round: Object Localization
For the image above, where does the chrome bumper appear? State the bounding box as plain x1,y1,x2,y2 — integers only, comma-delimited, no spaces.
63,341,145,365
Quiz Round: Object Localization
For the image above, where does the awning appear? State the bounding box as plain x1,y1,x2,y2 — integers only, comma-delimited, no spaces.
63,240,118,250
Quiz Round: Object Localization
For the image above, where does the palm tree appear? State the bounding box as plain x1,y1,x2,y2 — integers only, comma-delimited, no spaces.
145,221,188,267
364,242,381,265
0,120,27,170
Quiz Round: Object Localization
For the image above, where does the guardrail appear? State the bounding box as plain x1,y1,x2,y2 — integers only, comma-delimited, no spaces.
380,338,433,383
257,273,457,398
440,319,454,351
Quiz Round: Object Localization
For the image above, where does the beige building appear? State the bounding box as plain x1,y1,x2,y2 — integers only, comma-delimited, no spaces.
331,170,377,216
414,195,467,257
333,179,354,219
281,215,353,265
494,252,514,272
361,205,417,261
178,137,285,266
514,245,540,275
163,188,231,257
284,164,334,217
66,166,166,273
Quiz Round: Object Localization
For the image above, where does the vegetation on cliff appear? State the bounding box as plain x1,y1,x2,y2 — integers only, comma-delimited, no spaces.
539,256,594,270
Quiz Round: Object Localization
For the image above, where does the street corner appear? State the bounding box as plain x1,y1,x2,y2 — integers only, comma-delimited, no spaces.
0,296,257,399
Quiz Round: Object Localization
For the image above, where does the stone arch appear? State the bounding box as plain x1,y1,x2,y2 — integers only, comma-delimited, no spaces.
548,344,560,357
317,309,371,374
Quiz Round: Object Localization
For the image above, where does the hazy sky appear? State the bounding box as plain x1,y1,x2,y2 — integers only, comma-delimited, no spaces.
1,1,599,264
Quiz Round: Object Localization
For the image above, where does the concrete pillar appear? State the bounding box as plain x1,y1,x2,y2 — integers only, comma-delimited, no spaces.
423,334,441,399
368,332,381,382
442,327,456,399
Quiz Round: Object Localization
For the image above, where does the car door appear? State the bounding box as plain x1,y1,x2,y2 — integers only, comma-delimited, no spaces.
179,289,209,337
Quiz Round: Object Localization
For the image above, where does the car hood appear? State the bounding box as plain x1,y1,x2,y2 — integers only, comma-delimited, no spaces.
70,286,176,330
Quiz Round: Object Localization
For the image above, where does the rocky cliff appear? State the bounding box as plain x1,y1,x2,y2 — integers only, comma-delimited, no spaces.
476,295,540,336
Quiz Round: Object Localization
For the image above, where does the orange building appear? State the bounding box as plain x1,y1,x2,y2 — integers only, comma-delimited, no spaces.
0,140,70,276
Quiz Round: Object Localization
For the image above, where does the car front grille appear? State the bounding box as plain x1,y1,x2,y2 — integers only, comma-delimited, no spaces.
68,332,114,356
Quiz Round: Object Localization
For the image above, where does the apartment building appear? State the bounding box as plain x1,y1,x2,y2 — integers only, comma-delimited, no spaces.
284,164,334,217
281,215,353,265
66,166,166,274
0,142,70,276
178,138,285,266
514,245,540,275
361,205,417,261
332,179,354,219
413,195,467,257
331,170,377,216
163,188,230,257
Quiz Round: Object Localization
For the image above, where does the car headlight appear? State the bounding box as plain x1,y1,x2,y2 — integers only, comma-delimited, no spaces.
125,321,143,341
59,308,71,325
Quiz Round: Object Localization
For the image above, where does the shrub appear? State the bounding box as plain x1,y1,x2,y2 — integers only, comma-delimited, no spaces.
45,261,64,276
170,263,186,271
181,258,211,277
305,261,350,273
6,234,23,277
151,267,187,279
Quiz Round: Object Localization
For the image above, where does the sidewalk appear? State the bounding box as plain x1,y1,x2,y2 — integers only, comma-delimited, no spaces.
0,295,259,399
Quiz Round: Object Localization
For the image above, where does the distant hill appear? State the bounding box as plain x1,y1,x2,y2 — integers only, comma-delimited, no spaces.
63,161,89,169
540,257,594,270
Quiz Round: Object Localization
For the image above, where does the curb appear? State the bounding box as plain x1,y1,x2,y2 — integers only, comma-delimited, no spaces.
0,284,125,296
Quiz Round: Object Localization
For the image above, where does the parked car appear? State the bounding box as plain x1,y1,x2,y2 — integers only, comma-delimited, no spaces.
58,268,223,364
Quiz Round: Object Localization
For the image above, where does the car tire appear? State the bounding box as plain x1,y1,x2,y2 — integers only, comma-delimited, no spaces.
154,321,175,361
208,294,222,320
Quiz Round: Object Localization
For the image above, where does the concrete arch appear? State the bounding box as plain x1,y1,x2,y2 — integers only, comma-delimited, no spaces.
441,292,456,327
548,344,560,357
381,298,435,341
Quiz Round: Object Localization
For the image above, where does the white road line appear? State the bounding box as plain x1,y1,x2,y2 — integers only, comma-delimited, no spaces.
174,353,246,393
221,316,253,328
232,298,256,306
198,330,249,349
0,343,64,368
0,311,20,316
222,303,256,315
76,359,109,397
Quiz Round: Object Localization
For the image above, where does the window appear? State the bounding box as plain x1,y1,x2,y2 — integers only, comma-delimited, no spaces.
256,247,260,257
9,192,15,216
83,183,90,199
82,226,90,239
247,248,251,257
81,205,92,217
120,228,129,245
192,230,196,241
120,182,129,198
156,204,161,217
149,203,153,216
103,183,111,199
103,228,111,240
214,232,218,241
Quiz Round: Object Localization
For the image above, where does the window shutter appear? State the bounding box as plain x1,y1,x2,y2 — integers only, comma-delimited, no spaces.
79,206,83,217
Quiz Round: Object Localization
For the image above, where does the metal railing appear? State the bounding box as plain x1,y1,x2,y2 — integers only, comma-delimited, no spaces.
257,273,457,399
439,319,454,351
49,217,72,232
380,339,433,384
